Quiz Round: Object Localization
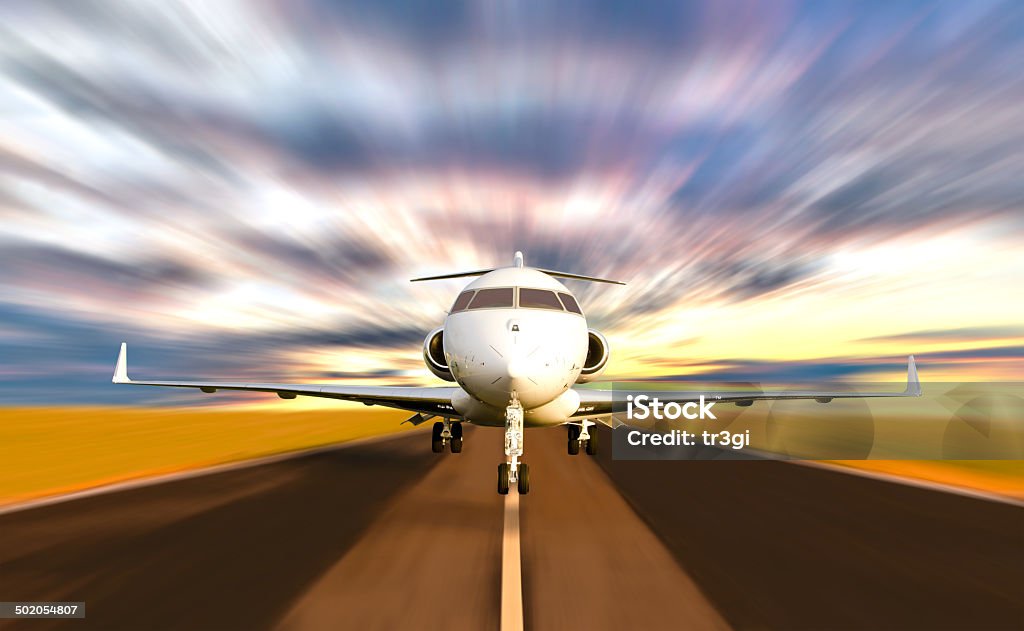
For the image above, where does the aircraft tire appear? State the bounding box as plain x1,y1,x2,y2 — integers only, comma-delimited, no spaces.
497,463,510,495
517,463,530,495
585,430,598,455
431,422,444,453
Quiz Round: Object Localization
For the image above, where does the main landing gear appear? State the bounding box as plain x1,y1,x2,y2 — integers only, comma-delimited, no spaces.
498,395,530,495
567,421,597,456
431,419,463,453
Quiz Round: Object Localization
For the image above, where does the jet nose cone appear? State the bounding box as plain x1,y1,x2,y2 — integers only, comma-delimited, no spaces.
506,358,530,380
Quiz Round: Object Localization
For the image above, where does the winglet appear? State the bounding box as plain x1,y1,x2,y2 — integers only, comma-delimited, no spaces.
113,342,131,384
904,355,921,396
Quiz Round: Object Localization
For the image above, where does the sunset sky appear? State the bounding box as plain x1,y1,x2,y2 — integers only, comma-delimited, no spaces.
0,0,1021,405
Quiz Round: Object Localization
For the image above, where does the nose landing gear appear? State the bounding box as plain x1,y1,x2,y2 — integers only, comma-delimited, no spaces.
431,419,463,453
498,462,530,495
498,395,530,495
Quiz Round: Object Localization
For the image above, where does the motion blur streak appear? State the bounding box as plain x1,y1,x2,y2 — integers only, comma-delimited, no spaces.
1,1,1022,404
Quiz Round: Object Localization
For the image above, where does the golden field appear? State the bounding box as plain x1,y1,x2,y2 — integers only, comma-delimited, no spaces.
0,406,412,507
830,460,1024,500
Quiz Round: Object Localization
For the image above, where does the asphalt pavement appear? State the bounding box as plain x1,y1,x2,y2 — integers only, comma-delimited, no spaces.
0,425,1020,631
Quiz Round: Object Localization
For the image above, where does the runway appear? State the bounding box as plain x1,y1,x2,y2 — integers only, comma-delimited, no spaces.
0,426,1021,630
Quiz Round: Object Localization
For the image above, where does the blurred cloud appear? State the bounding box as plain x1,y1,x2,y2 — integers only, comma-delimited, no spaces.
861,326,1024,343
0,0,1022,404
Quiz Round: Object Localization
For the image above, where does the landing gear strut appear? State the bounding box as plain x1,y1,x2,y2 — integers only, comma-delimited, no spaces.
432,419,463,453
498,395,530,495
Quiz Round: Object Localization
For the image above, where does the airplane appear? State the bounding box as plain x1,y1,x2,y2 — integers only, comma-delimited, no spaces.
112,251,922,495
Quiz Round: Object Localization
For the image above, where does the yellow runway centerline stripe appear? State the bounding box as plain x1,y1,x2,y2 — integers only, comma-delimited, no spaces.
501,490,524,631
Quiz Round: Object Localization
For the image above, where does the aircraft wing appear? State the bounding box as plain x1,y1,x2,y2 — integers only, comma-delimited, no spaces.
111,343,459,417
573,356,921,425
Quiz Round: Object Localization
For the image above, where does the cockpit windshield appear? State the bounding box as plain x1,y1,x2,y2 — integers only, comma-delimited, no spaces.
518,288,564,311
557,292,582,314
450,287,582,314
467,287,515,309
450,291,474,312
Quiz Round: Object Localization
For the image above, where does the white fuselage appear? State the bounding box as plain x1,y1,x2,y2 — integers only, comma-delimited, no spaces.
443,267,589,427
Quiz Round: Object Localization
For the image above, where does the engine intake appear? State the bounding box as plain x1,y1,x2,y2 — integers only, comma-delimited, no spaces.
423,327,455,382
577,329,609,383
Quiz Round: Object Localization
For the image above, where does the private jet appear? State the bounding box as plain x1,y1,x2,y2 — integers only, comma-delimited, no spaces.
113,252,921,495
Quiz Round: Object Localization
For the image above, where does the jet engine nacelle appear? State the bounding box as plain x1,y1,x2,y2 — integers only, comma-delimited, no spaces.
423,327,456,382
576,329,609,383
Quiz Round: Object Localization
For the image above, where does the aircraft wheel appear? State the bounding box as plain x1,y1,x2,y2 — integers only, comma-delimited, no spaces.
585,430,598,456
567,425,580,455
431,422,444,453
450,437,463,453
497,463,511,495
517,463,530,495
451,421,463,439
